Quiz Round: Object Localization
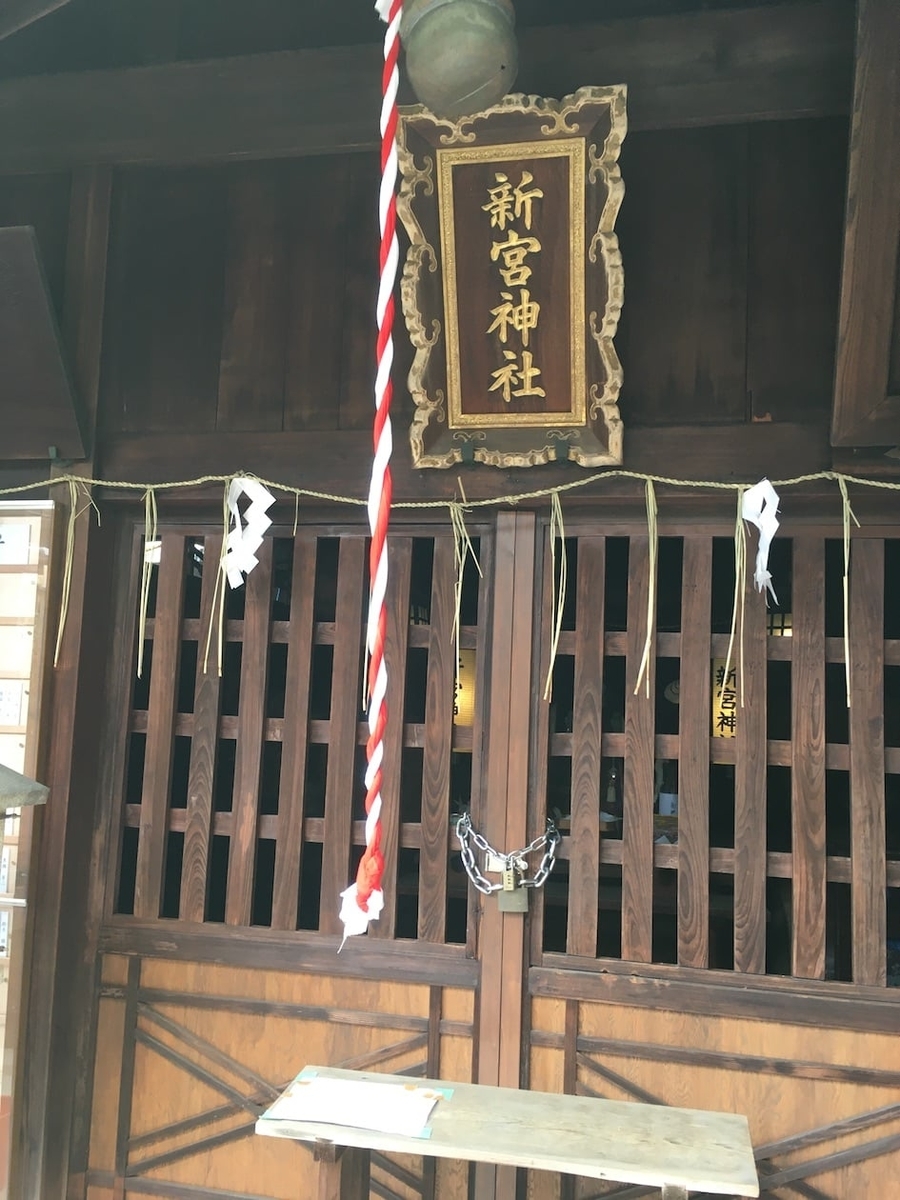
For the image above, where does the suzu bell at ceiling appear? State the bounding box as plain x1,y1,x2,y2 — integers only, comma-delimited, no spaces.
399,0,518,119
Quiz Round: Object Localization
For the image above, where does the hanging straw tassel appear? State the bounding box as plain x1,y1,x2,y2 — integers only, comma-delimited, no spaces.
721,486,748,708
543,491,567,701
633,479,658,698
53,478,101,667
53,478,80,668
449,498,482,699
837,474,860,708
202,479,232,677
136,487,158,679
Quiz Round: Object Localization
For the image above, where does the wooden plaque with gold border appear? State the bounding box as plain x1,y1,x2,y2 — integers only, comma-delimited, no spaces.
398,86,626,469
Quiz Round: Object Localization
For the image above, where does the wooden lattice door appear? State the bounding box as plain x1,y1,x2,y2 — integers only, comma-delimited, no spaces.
80,507,900,1200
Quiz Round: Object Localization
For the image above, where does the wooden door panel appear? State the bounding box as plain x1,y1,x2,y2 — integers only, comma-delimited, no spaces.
528,996,900,1200
86,955,475,1200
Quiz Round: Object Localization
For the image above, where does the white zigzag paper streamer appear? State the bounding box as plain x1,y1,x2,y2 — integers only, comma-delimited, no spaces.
224,477,276,589
742,478,780,603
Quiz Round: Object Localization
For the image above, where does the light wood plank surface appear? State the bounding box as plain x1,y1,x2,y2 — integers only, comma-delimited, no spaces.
257,1066,759,1197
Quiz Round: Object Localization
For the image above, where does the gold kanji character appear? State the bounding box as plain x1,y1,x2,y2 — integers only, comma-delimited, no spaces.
489,350,546,403
482,170,544,231
487,289,541,347
490,229,542,288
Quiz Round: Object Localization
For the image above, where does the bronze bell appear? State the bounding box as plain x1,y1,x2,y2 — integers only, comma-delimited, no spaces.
400,0,518,120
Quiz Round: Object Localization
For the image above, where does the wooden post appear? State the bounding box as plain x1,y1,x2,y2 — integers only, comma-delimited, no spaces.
474,511,536,1200
14,165,112,1200
313,1141,370,1200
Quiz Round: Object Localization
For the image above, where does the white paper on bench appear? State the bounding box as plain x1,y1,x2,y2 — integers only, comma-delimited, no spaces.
264,1073,443,1139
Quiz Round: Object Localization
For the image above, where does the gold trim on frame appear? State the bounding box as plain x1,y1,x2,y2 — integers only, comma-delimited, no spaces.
437,140,586,430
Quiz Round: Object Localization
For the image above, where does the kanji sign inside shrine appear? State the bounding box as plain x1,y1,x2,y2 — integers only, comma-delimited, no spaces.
397,87,627,469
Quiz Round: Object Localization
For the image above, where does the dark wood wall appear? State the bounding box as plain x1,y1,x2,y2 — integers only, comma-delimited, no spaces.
92,118,846,448
0,114,847,495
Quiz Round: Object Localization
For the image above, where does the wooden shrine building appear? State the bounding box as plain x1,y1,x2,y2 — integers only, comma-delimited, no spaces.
0,0,898,1197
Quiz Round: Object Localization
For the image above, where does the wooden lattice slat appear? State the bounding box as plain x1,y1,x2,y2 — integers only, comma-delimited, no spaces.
134,534,186,919
319,537,366,936
374,536,413,940
622,536,655,963
791,536,827,979
226,537,274,926
734,568,768,974
568,537,605,957
849,537,887,985
271,535,317,930
418,538,455,944
181,533,224,923
678,536,712,969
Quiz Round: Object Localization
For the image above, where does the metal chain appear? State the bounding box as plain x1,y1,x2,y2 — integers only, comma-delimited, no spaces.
454,813,560,895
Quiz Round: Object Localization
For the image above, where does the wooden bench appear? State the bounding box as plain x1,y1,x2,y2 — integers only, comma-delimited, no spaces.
256,1065,759,1199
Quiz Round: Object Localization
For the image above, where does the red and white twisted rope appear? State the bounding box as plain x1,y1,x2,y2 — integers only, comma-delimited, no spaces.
340,0,402,944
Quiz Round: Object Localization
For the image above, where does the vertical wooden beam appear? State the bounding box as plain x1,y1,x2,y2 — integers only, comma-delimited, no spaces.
16,166,113,1200
831,0,900,445
338,154,380,432
283,157,350,433
475,512,535,1200
271,535,317,931
217,166,288,433
62,166,112,455
791,537,827,979
734,571,768,974
225,538,273,926
560,999,580,1200
418,538,455,943
500,515,535,1085
112,957,141,1198
319,538,365,936
622,538,655,964
180,533,224,924
314,1142,370,1200
423,985,442,1198
849,538,886,985
678,537,712,968
567,537,604,957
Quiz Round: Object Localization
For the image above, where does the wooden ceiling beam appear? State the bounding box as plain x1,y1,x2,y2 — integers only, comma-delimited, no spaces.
97,422,833,504
0,0,69,43
0,1,853,172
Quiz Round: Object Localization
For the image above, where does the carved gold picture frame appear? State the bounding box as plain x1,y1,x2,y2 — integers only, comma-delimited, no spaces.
397,85,627,469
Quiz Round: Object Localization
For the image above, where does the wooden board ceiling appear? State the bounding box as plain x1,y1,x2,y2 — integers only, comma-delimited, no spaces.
0,0,844,79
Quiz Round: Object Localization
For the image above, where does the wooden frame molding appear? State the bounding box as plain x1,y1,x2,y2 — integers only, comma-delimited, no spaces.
531,962,900,1035
0,2,852,172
